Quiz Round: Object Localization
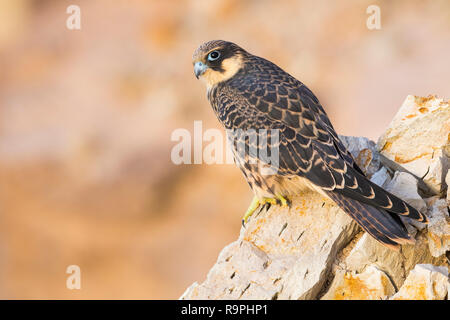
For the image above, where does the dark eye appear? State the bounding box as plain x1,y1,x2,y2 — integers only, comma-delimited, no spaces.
207,50,220,61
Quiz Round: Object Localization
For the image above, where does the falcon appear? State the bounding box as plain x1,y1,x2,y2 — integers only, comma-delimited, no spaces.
192,40,428,250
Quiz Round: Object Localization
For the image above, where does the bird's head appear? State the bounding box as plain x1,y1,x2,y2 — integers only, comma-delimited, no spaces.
192,40,245,88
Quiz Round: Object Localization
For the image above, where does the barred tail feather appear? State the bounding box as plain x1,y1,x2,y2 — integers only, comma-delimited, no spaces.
326,191,415,250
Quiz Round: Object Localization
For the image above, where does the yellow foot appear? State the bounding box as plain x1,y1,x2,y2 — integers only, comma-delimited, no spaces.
275,194,290,207
242,196,260,224
242,195,290,225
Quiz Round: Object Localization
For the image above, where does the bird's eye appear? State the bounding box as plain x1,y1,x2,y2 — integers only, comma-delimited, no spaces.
207,50,221,61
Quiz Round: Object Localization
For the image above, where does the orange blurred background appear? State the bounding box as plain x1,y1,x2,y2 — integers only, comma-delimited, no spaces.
0,0,448,299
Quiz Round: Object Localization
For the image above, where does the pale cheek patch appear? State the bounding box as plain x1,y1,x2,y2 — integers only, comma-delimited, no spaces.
201,55,243,89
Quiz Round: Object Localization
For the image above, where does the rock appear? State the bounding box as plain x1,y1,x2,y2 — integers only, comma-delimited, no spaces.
391,264,449,300
370,166,391,188
425,149,449,195
339,135,381,177
425,198,450,258
384,171,427,231
446,171,450,206
180,190,359,300
341,231,445,290
377,95,450,195
321,264,395,300
385,171,427,214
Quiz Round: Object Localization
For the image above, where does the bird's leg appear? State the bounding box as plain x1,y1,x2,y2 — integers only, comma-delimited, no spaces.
275,194,290,207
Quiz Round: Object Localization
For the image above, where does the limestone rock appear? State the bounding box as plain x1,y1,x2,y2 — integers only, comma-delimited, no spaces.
180,191,359,300
341,231,445,290
446,171,450,206
391,264,449,300
377,95,450,194
370,166,391,188
385,171,427,214
425,198,450,258
339,135,381,177
321,264,395,300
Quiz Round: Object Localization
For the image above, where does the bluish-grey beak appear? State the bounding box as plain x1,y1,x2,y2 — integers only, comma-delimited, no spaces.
194,61,208,79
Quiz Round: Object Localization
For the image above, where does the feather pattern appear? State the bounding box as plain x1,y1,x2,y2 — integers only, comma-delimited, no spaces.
197,40,428,248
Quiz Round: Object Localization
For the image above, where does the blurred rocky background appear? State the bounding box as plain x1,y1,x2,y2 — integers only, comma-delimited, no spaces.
0,0,448,299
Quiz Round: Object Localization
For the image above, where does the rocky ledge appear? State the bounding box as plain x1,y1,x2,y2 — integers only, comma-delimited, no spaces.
181,95,449,300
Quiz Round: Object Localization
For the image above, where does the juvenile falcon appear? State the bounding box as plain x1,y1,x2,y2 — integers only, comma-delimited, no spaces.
192,40,428,250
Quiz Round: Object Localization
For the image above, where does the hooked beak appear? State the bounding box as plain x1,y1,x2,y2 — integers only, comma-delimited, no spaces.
194,61,208,79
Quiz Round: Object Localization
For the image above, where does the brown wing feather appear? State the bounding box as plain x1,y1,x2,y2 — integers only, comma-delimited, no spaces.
209,51,428,249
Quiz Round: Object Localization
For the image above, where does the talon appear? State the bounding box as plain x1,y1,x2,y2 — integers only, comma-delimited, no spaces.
276,194,289,207
255,204,265,218
286,197,292,208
